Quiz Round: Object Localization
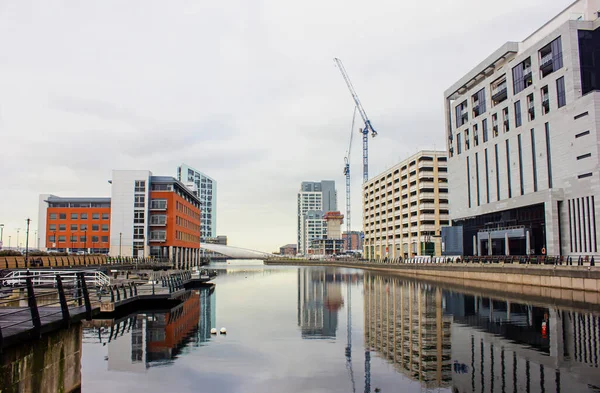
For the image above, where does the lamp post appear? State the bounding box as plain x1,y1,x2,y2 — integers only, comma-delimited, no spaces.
25,218,31,266
119,232,122,257
35,230,38,249
54,230,58,251
16,228,21,251
84,229,87,263
0,223,4,249
8,236,11,249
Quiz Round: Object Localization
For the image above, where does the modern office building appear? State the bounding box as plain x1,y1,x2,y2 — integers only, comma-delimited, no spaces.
444,0,600,257
362,151,449,260
177,164,217,241
297,181,337,255
39,170,202,262
38,195,111,254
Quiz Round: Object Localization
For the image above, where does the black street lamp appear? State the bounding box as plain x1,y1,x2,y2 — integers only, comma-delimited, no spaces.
25,218,31,266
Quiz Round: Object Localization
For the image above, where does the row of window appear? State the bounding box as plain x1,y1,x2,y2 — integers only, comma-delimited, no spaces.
49,212,109,220
455,37,563,128
49,235,108,243
454,77,565,156
49,224,109,232
175,231,200,243
175,200,200,221
176,216,200,232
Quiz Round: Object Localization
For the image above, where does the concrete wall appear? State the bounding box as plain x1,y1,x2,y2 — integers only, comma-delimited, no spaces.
0,324,82,393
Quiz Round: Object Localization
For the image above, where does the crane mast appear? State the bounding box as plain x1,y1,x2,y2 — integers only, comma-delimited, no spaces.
344,107,357,251
334,58,377,183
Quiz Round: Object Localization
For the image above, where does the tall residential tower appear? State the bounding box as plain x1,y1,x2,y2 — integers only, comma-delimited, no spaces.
297,181,337,255
177,164,217,241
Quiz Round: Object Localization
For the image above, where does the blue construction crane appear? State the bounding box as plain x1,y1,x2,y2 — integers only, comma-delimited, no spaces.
334,58,378,184
343,107,357,252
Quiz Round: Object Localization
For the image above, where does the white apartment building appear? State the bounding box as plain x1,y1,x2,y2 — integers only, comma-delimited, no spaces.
297,181,337,254
445,0,599,257
177,164,217,241
363,151,449,260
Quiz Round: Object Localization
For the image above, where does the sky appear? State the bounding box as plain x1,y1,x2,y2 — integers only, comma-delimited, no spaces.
0,0,571,252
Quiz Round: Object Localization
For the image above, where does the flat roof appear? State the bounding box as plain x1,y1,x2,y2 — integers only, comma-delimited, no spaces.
46,196,111,204
150,176,200,203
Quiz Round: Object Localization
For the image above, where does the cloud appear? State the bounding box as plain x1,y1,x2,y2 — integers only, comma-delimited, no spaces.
0,0,571,251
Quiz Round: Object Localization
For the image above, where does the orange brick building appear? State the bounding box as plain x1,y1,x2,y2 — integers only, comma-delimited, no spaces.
41,197,111,254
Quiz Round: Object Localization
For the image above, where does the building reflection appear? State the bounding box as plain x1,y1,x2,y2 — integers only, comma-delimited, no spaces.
364,274,452,388
363,272,600,392
297,268,361,339
82,287,215,372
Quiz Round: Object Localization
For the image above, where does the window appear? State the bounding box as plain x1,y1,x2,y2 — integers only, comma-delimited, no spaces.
576,130,590,138
577,153,592,160
531,129,538,192
49,213,57,220
92,213,100,220
134,180,146,193
134,195,145,208
578,173,593,179
492,113,499,137
91,236,99,243
59,213,66,220
482,119,488,143
101,236,109,243
473,124,479,147
541,86,550,114
455,100,468,128
102,225,109,232
70,235,77,242
466,156,472,208
517,134,524,195
134,211,145,224
514,101,522,128
506,139,512,198
491,76,507,106
495,144,500,201
464,129,470,150
58,235,66,242
502,107,510,132
70,224,77,231
472,88,486,117
92,224,99,231
102,213,109,220
556,77,566,108
48,224,56,231
80,236,87,242
71,213,78,220
456,133,462,154
59,224,66,231
80,213,88,220
545,122,553,188
512,57,533,94
80,224,88,231
539,37,563,78
527,94,535,121
134,227,145,240
49,236,56,242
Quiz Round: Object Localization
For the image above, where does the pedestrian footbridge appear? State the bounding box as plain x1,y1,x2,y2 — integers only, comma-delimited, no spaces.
200,244,272,260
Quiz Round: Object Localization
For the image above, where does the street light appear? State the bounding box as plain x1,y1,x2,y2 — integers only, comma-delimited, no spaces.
0,223,4,248
16,228,21,251
25,218,31,266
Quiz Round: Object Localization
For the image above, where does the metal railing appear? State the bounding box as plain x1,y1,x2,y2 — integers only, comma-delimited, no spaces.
0,271,95,348
0,270,110,288
101,271,193,302
364,254,596,266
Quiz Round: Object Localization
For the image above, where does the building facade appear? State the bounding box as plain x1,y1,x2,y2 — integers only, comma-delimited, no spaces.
38,195,111,254
363,151,449,260
445,0,600,257
39,170,202,263
177,164,216,241
297,181,337,255
279,244,297,255
342,231,364,252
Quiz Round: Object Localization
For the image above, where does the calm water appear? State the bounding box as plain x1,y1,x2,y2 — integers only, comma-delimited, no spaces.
72,262,600,392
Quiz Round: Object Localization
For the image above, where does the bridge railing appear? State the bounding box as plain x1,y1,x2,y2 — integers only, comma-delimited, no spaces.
0,271,95,348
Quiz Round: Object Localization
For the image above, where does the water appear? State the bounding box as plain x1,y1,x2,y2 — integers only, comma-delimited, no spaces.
4,263,600,392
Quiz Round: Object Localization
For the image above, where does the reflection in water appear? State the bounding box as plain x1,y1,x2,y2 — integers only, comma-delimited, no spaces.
363,272,600,392
82,287,214,372
297,268,363,339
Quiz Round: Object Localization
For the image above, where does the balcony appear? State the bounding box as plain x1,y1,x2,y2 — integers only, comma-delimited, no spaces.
149,215,167,226
491,81,507,103
419,192,436,200
149,231,167,242
150,200,167,211
540,53,553,72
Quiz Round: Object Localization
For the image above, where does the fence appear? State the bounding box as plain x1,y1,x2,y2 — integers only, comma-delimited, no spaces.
101,271,192,302
365,254,597,266
0,271,96,348
0,256,194,270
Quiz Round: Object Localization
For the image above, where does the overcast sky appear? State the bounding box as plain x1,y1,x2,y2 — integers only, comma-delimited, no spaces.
0,0,570,252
